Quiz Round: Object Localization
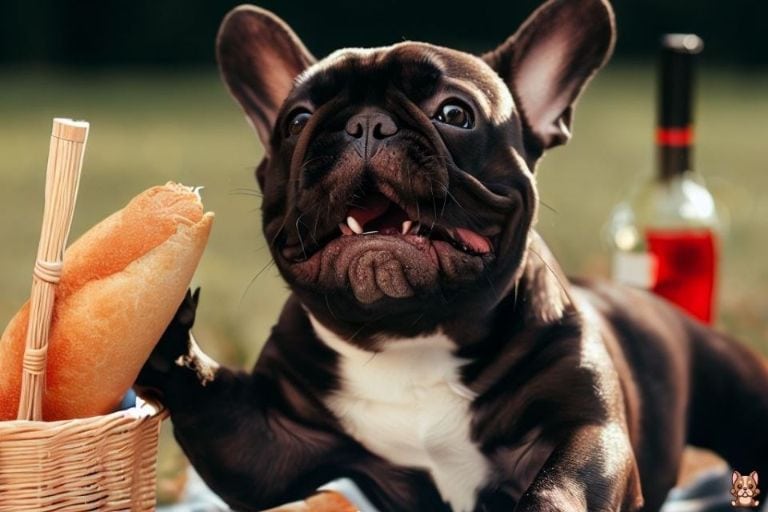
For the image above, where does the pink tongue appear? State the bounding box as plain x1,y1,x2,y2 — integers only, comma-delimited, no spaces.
347,193,391,228
455,228,492,254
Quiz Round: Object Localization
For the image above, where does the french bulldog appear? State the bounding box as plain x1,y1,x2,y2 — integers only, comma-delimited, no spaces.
732,471,760,508
135,0,768,510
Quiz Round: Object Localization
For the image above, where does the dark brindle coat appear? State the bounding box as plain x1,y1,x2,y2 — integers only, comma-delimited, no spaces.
136,0,768,510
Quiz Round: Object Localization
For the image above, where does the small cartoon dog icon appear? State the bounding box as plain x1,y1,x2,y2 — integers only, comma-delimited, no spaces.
731,470,760,508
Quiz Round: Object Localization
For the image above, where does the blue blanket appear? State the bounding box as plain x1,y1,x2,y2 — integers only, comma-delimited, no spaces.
158,467,766,512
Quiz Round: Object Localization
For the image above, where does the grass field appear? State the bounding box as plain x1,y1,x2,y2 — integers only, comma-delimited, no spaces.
0,66,765,361
1,66,766,503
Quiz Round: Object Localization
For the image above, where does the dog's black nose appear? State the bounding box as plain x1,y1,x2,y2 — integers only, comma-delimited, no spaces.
345,108,398,159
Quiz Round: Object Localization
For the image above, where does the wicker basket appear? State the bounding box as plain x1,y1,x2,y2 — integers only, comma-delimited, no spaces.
0,119,166,511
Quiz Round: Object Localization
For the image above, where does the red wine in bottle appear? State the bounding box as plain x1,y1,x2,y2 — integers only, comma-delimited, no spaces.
608,34,719,324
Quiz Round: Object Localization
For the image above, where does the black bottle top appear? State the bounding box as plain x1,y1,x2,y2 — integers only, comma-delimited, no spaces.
657,34,703,180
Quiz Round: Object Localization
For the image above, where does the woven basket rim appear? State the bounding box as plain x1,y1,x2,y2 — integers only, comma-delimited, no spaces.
0,396,166,431
0,121,165,512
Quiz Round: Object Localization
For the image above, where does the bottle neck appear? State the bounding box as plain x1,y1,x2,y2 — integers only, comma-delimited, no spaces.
656,35,701,181
656,125,693,180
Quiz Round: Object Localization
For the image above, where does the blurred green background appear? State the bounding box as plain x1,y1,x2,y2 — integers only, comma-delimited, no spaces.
1,0,767,504
1,68,766,362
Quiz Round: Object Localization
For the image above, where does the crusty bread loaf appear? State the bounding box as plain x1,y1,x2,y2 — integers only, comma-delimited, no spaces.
0,182,213,421
264,492,358,512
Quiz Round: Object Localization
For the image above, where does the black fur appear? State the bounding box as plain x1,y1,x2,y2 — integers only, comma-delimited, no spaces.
136,1,768,510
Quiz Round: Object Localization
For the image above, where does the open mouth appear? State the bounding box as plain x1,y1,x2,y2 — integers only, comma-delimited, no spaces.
282,191,494,262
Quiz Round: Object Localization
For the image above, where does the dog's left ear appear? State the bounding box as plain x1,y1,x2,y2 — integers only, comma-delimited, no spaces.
483,0,615,152
216,5,316,151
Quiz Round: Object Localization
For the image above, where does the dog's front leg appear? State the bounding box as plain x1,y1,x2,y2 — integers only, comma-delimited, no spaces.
515,423,643,512
162,366,344,511
135,290,342,511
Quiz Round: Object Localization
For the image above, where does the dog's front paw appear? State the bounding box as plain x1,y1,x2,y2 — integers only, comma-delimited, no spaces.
134,288,201,400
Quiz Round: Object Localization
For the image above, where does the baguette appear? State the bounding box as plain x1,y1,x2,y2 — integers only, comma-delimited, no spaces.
0,182,213,421
265,492,359,512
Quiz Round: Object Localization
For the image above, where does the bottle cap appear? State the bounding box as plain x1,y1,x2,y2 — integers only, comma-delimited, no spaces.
661,34,704,55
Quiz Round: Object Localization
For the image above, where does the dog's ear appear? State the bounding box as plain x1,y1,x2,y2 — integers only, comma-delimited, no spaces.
482,0,615,153
751,471,759,485
217,5,315,151
734,470,742,484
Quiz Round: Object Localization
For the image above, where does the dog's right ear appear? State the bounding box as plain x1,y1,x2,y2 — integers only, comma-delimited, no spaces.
482,0,615,155
217,5,315,151
733,470,742,484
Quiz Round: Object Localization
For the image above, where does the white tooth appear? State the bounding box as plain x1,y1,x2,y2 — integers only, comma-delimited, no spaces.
347,216,364,234
401,220,413,235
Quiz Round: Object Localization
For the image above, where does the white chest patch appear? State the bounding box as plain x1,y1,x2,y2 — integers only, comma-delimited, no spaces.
310,316,489,512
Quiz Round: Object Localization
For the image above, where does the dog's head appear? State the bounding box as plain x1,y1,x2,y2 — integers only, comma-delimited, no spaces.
732,471,760,499
216,0,614,337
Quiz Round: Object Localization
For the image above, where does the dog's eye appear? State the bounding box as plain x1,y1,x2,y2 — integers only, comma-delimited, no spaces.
434,101,474,129
287,110,311,137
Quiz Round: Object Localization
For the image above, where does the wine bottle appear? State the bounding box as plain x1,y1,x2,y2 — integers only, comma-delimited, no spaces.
608,34,720,324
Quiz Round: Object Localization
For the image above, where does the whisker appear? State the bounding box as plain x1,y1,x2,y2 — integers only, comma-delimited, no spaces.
428,178,437,234
311,208,322,242
539,199,558,214
230,191,264,199
409,312,426,328
229,187,263,198
408,161,422,227
299,154,335,172
295,213,312,259
404,159,417,215
288,155,337,186
431,179,485,231
483,272,500,302
346,322,370,343
324,294,338,320
269,217,289,249
442,187,465,214
529,247,574,305
439,184,449,219
240,258,276,305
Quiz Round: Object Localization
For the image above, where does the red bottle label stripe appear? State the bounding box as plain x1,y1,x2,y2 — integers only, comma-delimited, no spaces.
656,126,694,147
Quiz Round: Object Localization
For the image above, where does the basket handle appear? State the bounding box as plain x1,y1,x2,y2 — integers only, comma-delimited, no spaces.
16,118,88,421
